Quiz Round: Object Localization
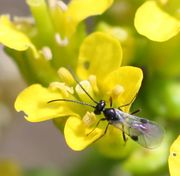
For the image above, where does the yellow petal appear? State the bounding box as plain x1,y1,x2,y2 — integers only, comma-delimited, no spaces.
134,1,180,42
76,32,122,81
63,0,113,36
0,15,38,57
169,135,180,176
64,116,105,151
15,84,75,122
103,66,143,112
66,0,113,23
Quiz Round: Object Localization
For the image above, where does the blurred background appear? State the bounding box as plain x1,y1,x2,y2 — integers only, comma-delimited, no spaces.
0,0,179,176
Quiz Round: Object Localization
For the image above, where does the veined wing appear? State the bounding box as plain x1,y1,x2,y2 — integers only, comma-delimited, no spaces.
114,109,164,149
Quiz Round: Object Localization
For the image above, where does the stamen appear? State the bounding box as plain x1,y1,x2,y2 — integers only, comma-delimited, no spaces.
57,67,75,86
48,0,57,8
55,33,69,46
75,80,95,103
109,85,124,99
57,0,68,12
112,27,128,42
82,112,96,127
41,46,52,60
49,82,74,97
88,75,99,94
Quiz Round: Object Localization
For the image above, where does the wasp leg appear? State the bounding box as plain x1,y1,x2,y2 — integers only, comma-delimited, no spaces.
122,125,128,145
122,131,127,142
118,94,137,109
86,118,106,136
91,122,110,144
131,108,141,115
109,97,113,107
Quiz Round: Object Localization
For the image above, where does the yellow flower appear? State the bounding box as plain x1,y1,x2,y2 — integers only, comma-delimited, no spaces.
0,15,38,57
15,32,143,151
0,0,113,85
169,135,180,176
134,0,180,42
49,0,114,37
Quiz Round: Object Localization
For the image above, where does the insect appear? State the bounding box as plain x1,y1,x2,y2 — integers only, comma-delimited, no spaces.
48,73,164,149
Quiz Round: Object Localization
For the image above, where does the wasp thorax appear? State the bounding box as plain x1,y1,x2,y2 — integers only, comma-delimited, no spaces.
103,108,117,121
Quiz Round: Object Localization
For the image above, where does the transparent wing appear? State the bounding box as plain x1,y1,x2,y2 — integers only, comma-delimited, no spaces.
113,110,164,149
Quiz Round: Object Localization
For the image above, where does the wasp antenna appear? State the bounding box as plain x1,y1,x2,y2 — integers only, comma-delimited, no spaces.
47,98,96,108
67,67,99,104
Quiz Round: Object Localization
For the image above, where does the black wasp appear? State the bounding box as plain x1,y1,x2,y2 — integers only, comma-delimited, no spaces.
48,72,164,149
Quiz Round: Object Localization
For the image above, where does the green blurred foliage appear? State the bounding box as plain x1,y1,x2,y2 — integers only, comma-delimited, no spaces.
24,168,62,176
1,0,180,176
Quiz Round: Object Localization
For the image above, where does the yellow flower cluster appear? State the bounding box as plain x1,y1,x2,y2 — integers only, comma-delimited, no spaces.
1,0,178,175
15,32,143,151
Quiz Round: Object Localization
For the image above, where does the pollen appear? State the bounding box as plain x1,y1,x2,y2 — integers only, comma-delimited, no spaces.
58,67,75,86
82,112,96,127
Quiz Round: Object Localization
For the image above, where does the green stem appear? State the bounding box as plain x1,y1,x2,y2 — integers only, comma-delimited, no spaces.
25,49,60,86
5,48,35,84
26,0,55,46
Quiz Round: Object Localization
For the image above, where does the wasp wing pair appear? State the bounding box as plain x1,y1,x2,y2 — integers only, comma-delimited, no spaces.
110,109,164,149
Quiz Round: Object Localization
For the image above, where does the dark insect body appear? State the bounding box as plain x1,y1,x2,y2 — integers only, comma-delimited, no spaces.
48,71,164,149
